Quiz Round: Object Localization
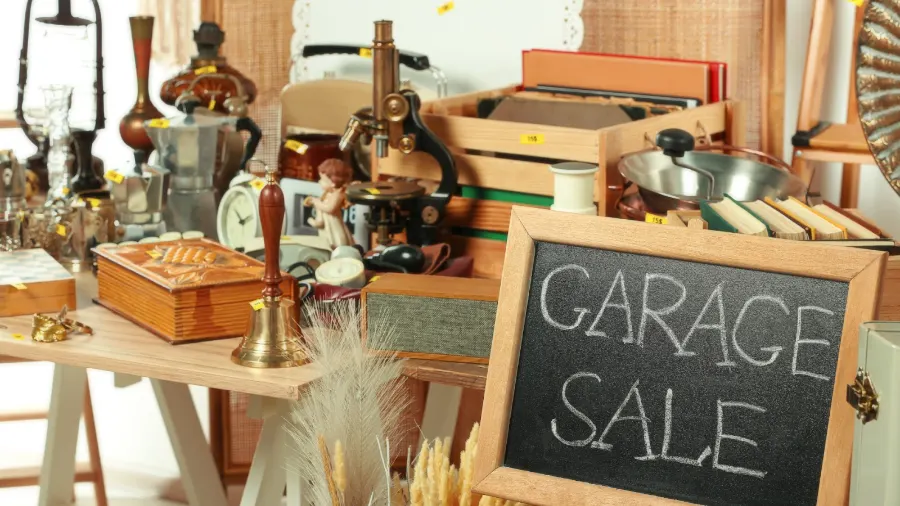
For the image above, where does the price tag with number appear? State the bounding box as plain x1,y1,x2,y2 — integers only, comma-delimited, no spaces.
105,170,125,184
359,47,373,58
520,134,545,145
148,118,170,129
250,299,265,311
645,212,668,225
250,179,266,191
194,65,218,75
285,140,308,155
438,1,455,14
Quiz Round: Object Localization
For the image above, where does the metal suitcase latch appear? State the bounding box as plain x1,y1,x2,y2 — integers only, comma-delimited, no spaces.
847,368,879,424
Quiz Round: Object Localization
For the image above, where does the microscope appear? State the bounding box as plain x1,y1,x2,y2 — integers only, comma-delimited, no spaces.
338,20,457,247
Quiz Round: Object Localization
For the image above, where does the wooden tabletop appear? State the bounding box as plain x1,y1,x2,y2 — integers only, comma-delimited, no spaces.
0,274,322,400
0,272,490,398
0,110,16,129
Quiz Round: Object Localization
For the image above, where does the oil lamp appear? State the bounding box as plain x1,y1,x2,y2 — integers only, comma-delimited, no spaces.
15,0,106,197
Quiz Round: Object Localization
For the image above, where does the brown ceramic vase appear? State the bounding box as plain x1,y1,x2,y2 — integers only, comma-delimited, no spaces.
120,16,163,158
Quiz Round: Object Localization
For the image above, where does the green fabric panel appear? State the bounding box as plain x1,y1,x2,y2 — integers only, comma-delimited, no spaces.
365,293,496,358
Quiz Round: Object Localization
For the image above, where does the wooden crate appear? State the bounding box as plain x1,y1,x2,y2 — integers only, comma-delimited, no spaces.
377,87,745,278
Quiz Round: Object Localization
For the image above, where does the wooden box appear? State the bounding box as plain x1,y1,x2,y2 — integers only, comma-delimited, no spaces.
851,321,900,505
94,239,297,344
0,249,76,317
377,66,744,279
361,274,500,363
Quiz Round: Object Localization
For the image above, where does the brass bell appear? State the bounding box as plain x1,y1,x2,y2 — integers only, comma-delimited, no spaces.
231,297,305,368
231,165,307,368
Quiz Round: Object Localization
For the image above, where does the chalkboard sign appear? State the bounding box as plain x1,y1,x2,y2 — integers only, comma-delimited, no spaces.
474,207,886,506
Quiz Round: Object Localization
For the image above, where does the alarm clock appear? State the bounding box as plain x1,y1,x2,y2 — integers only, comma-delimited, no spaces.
216,173,284,250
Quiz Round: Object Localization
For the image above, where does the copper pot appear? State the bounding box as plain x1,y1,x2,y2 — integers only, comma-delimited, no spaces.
278,133,347,181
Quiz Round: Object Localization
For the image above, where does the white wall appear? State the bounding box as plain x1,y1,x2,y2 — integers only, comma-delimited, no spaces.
0,0,897,486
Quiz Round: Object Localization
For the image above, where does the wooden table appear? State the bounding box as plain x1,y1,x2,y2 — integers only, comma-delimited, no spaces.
0,274,490,506
0,275,321,506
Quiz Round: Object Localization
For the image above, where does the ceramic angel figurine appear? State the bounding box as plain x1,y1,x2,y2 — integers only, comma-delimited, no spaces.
306,158,354,249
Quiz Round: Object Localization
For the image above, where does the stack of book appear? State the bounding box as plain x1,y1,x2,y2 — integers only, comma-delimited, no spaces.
684,196,894,251
93,239,298,343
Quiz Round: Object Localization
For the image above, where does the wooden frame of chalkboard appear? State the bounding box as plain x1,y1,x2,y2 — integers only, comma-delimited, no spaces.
474,206,886,506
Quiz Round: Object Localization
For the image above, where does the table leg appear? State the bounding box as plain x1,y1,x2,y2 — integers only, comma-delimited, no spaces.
240,407,290,506
150,379,227,506
38,365,87,506
419,384,463,447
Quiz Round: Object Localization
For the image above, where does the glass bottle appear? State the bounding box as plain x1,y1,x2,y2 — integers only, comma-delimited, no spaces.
43,85,74,205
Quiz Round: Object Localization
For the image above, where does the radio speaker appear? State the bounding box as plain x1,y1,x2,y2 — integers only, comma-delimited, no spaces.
361,274,500,363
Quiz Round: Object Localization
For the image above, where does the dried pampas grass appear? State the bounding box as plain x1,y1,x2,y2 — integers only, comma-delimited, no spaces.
401,423,530,506
286,301,409,506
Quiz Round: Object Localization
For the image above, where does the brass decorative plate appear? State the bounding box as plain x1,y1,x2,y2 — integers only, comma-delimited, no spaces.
857,0,900,196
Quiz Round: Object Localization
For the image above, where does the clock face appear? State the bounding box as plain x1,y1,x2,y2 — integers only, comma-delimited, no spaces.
218,188,258,250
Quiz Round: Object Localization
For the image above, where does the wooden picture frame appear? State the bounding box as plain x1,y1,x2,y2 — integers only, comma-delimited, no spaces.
474,206,886,506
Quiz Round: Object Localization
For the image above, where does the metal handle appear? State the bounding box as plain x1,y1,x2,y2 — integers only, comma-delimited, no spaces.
693,144,793,173
301,44,432,71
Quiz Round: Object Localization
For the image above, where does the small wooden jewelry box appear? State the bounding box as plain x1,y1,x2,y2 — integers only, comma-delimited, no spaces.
94,239,297,344
850,321,900,505
0,248,76,317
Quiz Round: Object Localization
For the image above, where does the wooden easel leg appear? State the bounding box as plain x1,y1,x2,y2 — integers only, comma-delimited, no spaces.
151,379,228,506
38,365,86,506
83,382,108,506
840,163,861,208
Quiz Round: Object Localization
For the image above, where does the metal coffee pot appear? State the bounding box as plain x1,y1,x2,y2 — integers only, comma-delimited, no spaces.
111,154,171,239
144,95,260,239
0,150,26,212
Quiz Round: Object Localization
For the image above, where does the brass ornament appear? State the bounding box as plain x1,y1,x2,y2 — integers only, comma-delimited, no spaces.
398,135,415,154
31,306,93,343
856,0,900,196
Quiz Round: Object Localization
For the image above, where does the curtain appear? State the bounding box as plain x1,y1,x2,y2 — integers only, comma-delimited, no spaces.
137,0,199,67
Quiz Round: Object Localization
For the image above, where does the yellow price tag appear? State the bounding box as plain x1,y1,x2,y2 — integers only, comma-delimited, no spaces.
250,179,266,191
194,65,218,75
849,0,863,5
86,198,101,208
369,276,381,283
520,134,545,145
285,139,308,155
645,212,668,225
359,47,373,58
104,170,125,184
11,333,24,341
250,299,265,311
147,250,162,259
148,118,170,129
437,1,455,14
56,224,67,237
61,187,70,195
282,235,293,243
209,98,216,111
10,280,26,290
366,188,381,195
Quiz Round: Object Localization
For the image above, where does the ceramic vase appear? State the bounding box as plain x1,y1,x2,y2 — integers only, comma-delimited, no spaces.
119,16,163,159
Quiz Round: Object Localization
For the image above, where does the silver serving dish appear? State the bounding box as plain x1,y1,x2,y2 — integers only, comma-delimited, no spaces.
618,130,807,213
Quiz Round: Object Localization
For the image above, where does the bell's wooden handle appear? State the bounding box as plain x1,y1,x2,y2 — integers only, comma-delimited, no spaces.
259,168,284,298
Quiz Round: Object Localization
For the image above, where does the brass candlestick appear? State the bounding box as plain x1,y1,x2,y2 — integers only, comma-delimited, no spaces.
231,166,306,368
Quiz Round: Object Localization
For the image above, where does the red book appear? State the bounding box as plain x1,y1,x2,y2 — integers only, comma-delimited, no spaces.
521,49,727,104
